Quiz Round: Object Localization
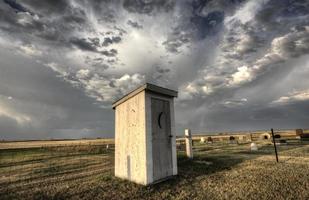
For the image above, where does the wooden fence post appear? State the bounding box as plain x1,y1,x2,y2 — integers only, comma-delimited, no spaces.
271,128,279,163
185,129,193,159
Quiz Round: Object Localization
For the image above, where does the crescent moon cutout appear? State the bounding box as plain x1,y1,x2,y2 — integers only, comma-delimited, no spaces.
158,112,163,129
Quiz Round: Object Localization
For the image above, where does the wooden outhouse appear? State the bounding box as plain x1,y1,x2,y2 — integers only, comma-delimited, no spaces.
112,83,178,185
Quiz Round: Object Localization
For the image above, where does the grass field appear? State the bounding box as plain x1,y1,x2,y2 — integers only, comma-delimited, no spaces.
0,139,309,200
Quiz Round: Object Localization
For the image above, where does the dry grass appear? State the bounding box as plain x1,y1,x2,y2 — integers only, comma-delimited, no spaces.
0,139,113,149
0,140,309,200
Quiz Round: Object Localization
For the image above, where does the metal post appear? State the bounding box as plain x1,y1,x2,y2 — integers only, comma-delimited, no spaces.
271,128,279,163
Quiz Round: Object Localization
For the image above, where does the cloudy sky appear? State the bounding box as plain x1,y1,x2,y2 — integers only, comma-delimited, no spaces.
0,0,309,140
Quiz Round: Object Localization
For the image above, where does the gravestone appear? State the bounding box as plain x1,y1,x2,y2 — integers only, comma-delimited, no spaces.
200,137,205,143
260,133,271,140
295,129,303,136
113,83,178,185
250,143,258,151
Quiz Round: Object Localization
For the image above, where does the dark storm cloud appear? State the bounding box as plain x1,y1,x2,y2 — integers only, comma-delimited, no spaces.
70,37,99,52
0,115,21,136
123,0,175,14
102,36,122,47
69,37,119,57
98,11,117,24
162,0,245,53
88,37,101,47
217,23,266,71
127,20,143,29
1,0,309,140
37,6,89,41
20,0,70,15
190,10,224,39
191,102,307,132
62,7,87,24
149,64,171,81
251,107,287,120
256,0,309,27
85,57,109,69
162,29,191,53
183,0,309,98
156,66,170,74
4,0,29,13
0,49,114,140
0,0,90,49
0,2,44,33
101,49,118,57
275,27,309,58
179,54,309,133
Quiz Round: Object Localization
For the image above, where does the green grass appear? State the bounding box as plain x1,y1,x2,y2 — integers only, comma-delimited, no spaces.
0,141,309,200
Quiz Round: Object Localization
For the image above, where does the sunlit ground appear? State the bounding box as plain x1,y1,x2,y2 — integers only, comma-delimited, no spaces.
0,139,308,200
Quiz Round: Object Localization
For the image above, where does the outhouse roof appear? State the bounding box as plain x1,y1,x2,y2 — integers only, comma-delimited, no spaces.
112,83,178,108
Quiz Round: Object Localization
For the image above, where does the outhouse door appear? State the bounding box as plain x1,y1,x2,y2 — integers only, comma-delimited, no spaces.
151,98,173,181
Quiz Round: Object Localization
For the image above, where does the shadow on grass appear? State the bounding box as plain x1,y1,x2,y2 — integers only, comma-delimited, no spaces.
84,152,247,200
30,153,235,200
176,153,245,178
94,143,309,199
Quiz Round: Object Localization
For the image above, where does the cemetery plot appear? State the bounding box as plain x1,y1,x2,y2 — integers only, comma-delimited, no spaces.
0,139,308,199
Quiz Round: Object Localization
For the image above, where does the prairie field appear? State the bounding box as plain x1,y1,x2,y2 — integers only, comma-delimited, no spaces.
0,138,309,200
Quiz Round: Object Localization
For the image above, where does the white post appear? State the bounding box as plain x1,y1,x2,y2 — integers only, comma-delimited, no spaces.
185,129,193,159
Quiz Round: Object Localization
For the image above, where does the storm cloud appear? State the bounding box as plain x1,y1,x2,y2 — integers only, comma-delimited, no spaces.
0,0,309,140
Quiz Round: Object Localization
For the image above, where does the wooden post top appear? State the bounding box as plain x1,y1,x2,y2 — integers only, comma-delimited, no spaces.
112,83,178,109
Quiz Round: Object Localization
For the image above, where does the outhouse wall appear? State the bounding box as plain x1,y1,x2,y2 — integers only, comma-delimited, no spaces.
114,91,148,185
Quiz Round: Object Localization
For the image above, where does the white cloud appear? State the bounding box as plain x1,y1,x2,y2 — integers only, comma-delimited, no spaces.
73,72,145,104
227,26,309,87
76,69,91,79
16,12,40,26
19,44,42,56
44,62,68,77
223,98,248,107
272,89,309,104
230,66,252,85
271,26,309,58
225,0,270,25
179,24,309,103
178,81,214,101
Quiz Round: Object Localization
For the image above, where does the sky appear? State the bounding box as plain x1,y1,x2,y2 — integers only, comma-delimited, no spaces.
0,0,309,140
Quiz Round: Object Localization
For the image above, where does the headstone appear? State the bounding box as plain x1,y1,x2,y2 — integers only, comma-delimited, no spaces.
200,137,205,143
185,129,193,159
113,83,178,185
229,136,237,144
250,143,258,151
207,136,213,143
278,139,287,145
295,129,309,141
250,133,253,141
295,129,303,136
260,133,271,140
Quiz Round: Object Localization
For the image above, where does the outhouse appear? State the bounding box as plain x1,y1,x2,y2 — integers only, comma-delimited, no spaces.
112,83,178,185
